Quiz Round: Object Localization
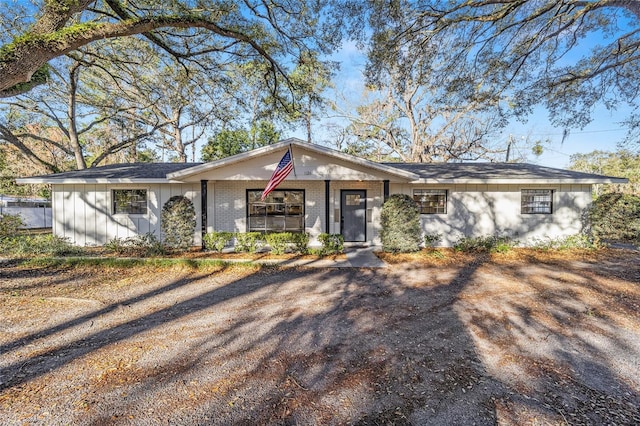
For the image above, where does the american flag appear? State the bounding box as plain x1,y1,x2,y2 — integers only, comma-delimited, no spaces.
261,149,294,200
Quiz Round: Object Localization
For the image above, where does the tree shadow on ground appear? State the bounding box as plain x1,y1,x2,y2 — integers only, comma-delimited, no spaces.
1,252,639,425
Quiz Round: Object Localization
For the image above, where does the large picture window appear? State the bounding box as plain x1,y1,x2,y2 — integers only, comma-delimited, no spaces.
414,189,447,214
521,189,553,214
247,190,304,232
113,189,147,214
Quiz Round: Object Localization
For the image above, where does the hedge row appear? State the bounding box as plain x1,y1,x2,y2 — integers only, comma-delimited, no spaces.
203,231,344,255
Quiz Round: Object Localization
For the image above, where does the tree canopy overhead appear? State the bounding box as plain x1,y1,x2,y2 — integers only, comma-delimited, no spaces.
0,0,353,99
367,0,640,134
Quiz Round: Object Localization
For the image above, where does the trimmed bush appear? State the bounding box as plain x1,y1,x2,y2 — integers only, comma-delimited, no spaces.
161,196,196,250
235,232,264,253
380,194,422,252
265,232,309,254
203,231,234,252
589,192,640,243
317,233,344,255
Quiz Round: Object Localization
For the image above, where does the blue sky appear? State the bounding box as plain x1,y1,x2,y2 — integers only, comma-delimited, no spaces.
296,37,633,169
7,0,634,168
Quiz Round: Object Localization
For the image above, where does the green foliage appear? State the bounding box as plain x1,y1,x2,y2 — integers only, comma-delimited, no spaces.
317,233,344,255
423,233,442,248
234,232,264,253
589,193,640,243
453,235,517,253
201,123,280,162
265,232,309,254
0,234,83,257
249,121,280,149
161,196,196,250
203,231,234,252
569,150,640,196
0,213,24,238
201,129,250,161
527,234,601,251
380,194,422,253
104,233,166,257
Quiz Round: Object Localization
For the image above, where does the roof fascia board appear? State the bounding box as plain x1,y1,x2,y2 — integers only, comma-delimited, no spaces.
167,139,419,181
410,178,629,184
16,178,176,185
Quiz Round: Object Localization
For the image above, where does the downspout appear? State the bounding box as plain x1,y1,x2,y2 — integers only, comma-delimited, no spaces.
201,180,208,250
325,180,330,234
383,180,390,202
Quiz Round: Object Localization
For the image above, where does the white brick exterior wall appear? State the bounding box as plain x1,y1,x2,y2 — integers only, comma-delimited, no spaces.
390,183,592,246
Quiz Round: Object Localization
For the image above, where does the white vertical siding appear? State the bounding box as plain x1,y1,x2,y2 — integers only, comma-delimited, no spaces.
51,183,200,246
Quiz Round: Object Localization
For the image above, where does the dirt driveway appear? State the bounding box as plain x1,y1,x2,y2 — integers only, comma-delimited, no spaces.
1,250,640,425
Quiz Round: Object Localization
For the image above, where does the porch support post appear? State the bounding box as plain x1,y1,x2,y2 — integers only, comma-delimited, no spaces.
324,179,330,234
383,180,390,202
200,180,208,250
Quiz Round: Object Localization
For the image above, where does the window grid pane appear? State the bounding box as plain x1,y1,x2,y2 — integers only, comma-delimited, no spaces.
247,190,304,232
413,189,447,214
521,189,553,214
113,189,147,214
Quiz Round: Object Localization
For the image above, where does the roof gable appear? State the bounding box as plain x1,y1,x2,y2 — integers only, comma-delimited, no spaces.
166,138,419,182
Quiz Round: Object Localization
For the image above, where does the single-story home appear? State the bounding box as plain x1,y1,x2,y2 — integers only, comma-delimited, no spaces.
17,138,628,247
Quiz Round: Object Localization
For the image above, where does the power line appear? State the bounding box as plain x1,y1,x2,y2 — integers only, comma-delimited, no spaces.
528,128,627,137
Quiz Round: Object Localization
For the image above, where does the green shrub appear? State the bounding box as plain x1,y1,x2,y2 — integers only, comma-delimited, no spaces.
380,194,422,253
264,232,309,254
104,233,165,257
0,214,24,238
424,233,442,248
203,231,234,252
589,193,640,243
161,196,196,250
528,234,600,251
234,232,264,253
453,235,517,253
317,233,344,255
291,232,310,253
0,234,83,257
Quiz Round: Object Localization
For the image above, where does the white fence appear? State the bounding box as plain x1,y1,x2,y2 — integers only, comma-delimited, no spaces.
1,207,52,228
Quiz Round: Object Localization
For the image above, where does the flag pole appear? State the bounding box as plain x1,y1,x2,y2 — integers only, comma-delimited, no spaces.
289,143,297,177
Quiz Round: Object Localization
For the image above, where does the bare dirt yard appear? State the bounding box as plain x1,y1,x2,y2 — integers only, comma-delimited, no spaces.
1,249,640,425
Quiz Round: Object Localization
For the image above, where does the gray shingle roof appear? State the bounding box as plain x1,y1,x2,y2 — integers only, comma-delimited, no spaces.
17,159,627,184
25,162,202,181
382,162,627,182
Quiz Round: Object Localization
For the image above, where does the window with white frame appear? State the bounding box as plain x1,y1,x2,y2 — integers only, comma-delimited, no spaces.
521,189,553,214
247,190,304,232
413,189,447,214
112,189,147,214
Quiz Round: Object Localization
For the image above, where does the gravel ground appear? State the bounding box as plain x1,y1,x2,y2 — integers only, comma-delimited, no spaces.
1,250,639,425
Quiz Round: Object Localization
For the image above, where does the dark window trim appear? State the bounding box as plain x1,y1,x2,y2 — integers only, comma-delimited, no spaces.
521,189,554,214
413,189,448,215
112,189,148,215
246,189,305,232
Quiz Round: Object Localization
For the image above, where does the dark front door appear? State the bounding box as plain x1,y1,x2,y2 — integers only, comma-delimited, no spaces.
341,190,366,242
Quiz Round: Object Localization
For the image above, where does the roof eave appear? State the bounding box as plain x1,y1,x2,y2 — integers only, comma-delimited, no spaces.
16,178,177,185
410,178,629,185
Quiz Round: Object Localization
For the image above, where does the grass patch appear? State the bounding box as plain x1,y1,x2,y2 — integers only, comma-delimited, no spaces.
18,256,264,271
